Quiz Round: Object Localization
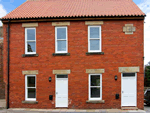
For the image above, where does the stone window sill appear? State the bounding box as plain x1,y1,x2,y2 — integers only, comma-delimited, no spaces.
86,52,104,55
86,100,105,103
22,54,39,57
53,53,70,56
22,101,38,104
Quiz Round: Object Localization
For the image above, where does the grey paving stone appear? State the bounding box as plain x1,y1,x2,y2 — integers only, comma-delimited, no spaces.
0,108,147,113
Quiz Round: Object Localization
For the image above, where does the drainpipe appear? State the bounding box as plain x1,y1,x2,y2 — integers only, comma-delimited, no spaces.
7,20,10,109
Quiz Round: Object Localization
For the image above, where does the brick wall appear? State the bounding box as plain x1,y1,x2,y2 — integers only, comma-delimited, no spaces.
3,19,144,109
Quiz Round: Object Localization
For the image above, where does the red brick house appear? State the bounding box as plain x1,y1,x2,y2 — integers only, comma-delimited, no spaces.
1,0,145,110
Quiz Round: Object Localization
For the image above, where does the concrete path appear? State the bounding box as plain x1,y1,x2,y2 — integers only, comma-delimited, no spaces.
0,108,146,113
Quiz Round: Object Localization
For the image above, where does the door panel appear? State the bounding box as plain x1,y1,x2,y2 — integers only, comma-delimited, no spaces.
56,75,68,107
122,73,136,106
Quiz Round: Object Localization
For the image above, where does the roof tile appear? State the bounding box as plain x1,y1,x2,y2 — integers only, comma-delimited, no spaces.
2,0,145,19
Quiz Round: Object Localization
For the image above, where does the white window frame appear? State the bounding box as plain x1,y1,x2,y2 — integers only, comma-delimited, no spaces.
25,28,36,54
55,27,68,53
89,74,102,100
25,75,36,101
88,26,101,52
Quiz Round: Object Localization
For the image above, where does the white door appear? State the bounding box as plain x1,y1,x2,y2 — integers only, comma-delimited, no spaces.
122,73,136,106
56,75,68,107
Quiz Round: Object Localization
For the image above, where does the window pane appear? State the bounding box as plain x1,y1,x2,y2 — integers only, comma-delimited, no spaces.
90,27,99,38
57,28,66,39
28,88,36,98
27,42,36,52
57,40,66,51
27,29,35,40
27,76,35,87
57,75,68,78
123,73,135,77
90,39,100,50
91,87,100,98
91,75,100,86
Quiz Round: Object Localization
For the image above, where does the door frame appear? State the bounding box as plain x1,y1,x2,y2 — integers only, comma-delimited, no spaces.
121,72,137,107
55,74,68,108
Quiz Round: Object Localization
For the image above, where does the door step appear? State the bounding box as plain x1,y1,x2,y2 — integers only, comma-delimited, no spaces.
121,107,138,110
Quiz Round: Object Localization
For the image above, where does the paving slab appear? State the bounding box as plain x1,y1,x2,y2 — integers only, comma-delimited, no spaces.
86,110,98,112
66,109,76,112
75,110,87,112
129,110,146,112
51,109,61,112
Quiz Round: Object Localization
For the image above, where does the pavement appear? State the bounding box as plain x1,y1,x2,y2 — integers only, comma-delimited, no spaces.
0,108,147,113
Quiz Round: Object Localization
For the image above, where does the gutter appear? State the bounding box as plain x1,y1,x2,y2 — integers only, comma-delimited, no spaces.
0,15,146,22
7,19,10,109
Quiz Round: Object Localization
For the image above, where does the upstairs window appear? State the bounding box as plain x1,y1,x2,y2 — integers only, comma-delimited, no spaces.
88,26,101,52
25,28,36,54
55,27,68,53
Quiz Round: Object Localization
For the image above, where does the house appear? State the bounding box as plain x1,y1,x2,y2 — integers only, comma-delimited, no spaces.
0,26,4,100
1,0,145,110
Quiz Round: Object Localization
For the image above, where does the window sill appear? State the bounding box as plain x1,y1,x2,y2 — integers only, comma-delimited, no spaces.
22,101,38,104
86,100,105,103
86,52,104,55
52,53,70,56
22,54,39,57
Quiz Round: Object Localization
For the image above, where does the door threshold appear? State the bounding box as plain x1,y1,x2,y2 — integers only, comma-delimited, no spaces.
121,107,138,110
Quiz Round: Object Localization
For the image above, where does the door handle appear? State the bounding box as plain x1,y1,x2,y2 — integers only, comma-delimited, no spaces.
56,92,58,94
122,91,124,93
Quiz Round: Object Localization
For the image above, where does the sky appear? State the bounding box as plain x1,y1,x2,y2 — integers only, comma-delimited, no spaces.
0,0,149,65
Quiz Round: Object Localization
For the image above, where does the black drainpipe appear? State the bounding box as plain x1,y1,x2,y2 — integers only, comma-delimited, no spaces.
7,19,10,109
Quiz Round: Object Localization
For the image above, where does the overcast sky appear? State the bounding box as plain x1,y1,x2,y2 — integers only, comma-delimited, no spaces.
0,0,149,65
